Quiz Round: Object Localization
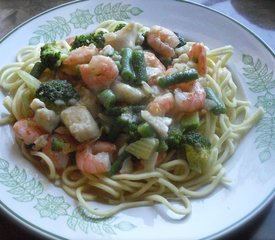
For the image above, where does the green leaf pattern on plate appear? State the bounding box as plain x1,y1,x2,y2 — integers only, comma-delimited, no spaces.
35,194,70,220
69,9,94,29
242,54,275,162
0,158,136,235
0,160,43,202
67,207,135,235
28,2,143,45
94,3,143,22
4,2,140,235
29,17,71,45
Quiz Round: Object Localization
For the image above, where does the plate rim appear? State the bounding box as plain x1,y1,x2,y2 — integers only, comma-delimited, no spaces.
0,0,274,239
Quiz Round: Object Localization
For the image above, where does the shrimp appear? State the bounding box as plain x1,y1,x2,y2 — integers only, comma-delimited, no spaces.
170,79,195,91
63,45,98,65
79,55,119,92
144,51,166,70
76,141,117,174
13,119,46,145
188,43,207,75
42,134,77,171
147,92,175,116
144,51,166,85
174,81,206,113
147,25,180,58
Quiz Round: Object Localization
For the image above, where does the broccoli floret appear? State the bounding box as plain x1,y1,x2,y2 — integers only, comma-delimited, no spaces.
40,42,68,70
157,140,168,152
182,131,211,150
114,23,126,32
116,112,141,141
166,129,211,151
166,128,183,149
185,144,209,174
35,80,80,111
106,105,146,116
71,31,105,50
103,108,144,142
182,131,211,173
103,123,121,142
128,123,140,142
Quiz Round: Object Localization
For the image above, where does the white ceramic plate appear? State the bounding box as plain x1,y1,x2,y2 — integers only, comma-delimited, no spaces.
0,0,274,239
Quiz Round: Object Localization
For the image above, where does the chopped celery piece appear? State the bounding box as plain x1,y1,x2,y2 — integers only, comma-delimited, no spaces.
125,137,159,161
180,112,200,130
144,152,158,172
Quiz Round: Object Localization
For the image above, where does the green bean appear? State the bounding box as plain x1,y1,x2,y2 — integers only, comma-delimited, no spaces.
97,89,117,109
132,49,148,85
30,62,46,78
120,48,136,82
104,123,122,141
109,151,131,176
157,68,198,88
205,87,226,115
180,112,200,130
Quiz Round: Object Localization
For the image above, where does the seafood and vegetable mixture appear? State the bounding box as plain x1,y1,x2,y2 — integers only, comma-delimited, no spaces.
0,20,263,217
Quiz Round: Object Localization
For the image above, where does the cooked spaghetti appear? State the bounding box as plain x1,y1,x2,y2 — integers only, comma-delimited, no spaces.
0,20,264,218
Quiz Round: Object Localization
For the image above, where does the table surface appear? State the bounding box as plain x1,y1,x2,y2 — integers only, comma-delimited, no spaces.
0,0,274,239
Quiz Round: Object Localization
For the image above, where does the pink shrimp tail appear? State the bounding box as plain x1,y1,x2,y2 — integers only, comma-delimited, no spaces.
91,141,117,153
79,55,119,92
147,92,175,116
175,81,206,113
63,46,98,65
76,147,107,174
13,118,45,145
188,43,207,75
76,141,116,174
